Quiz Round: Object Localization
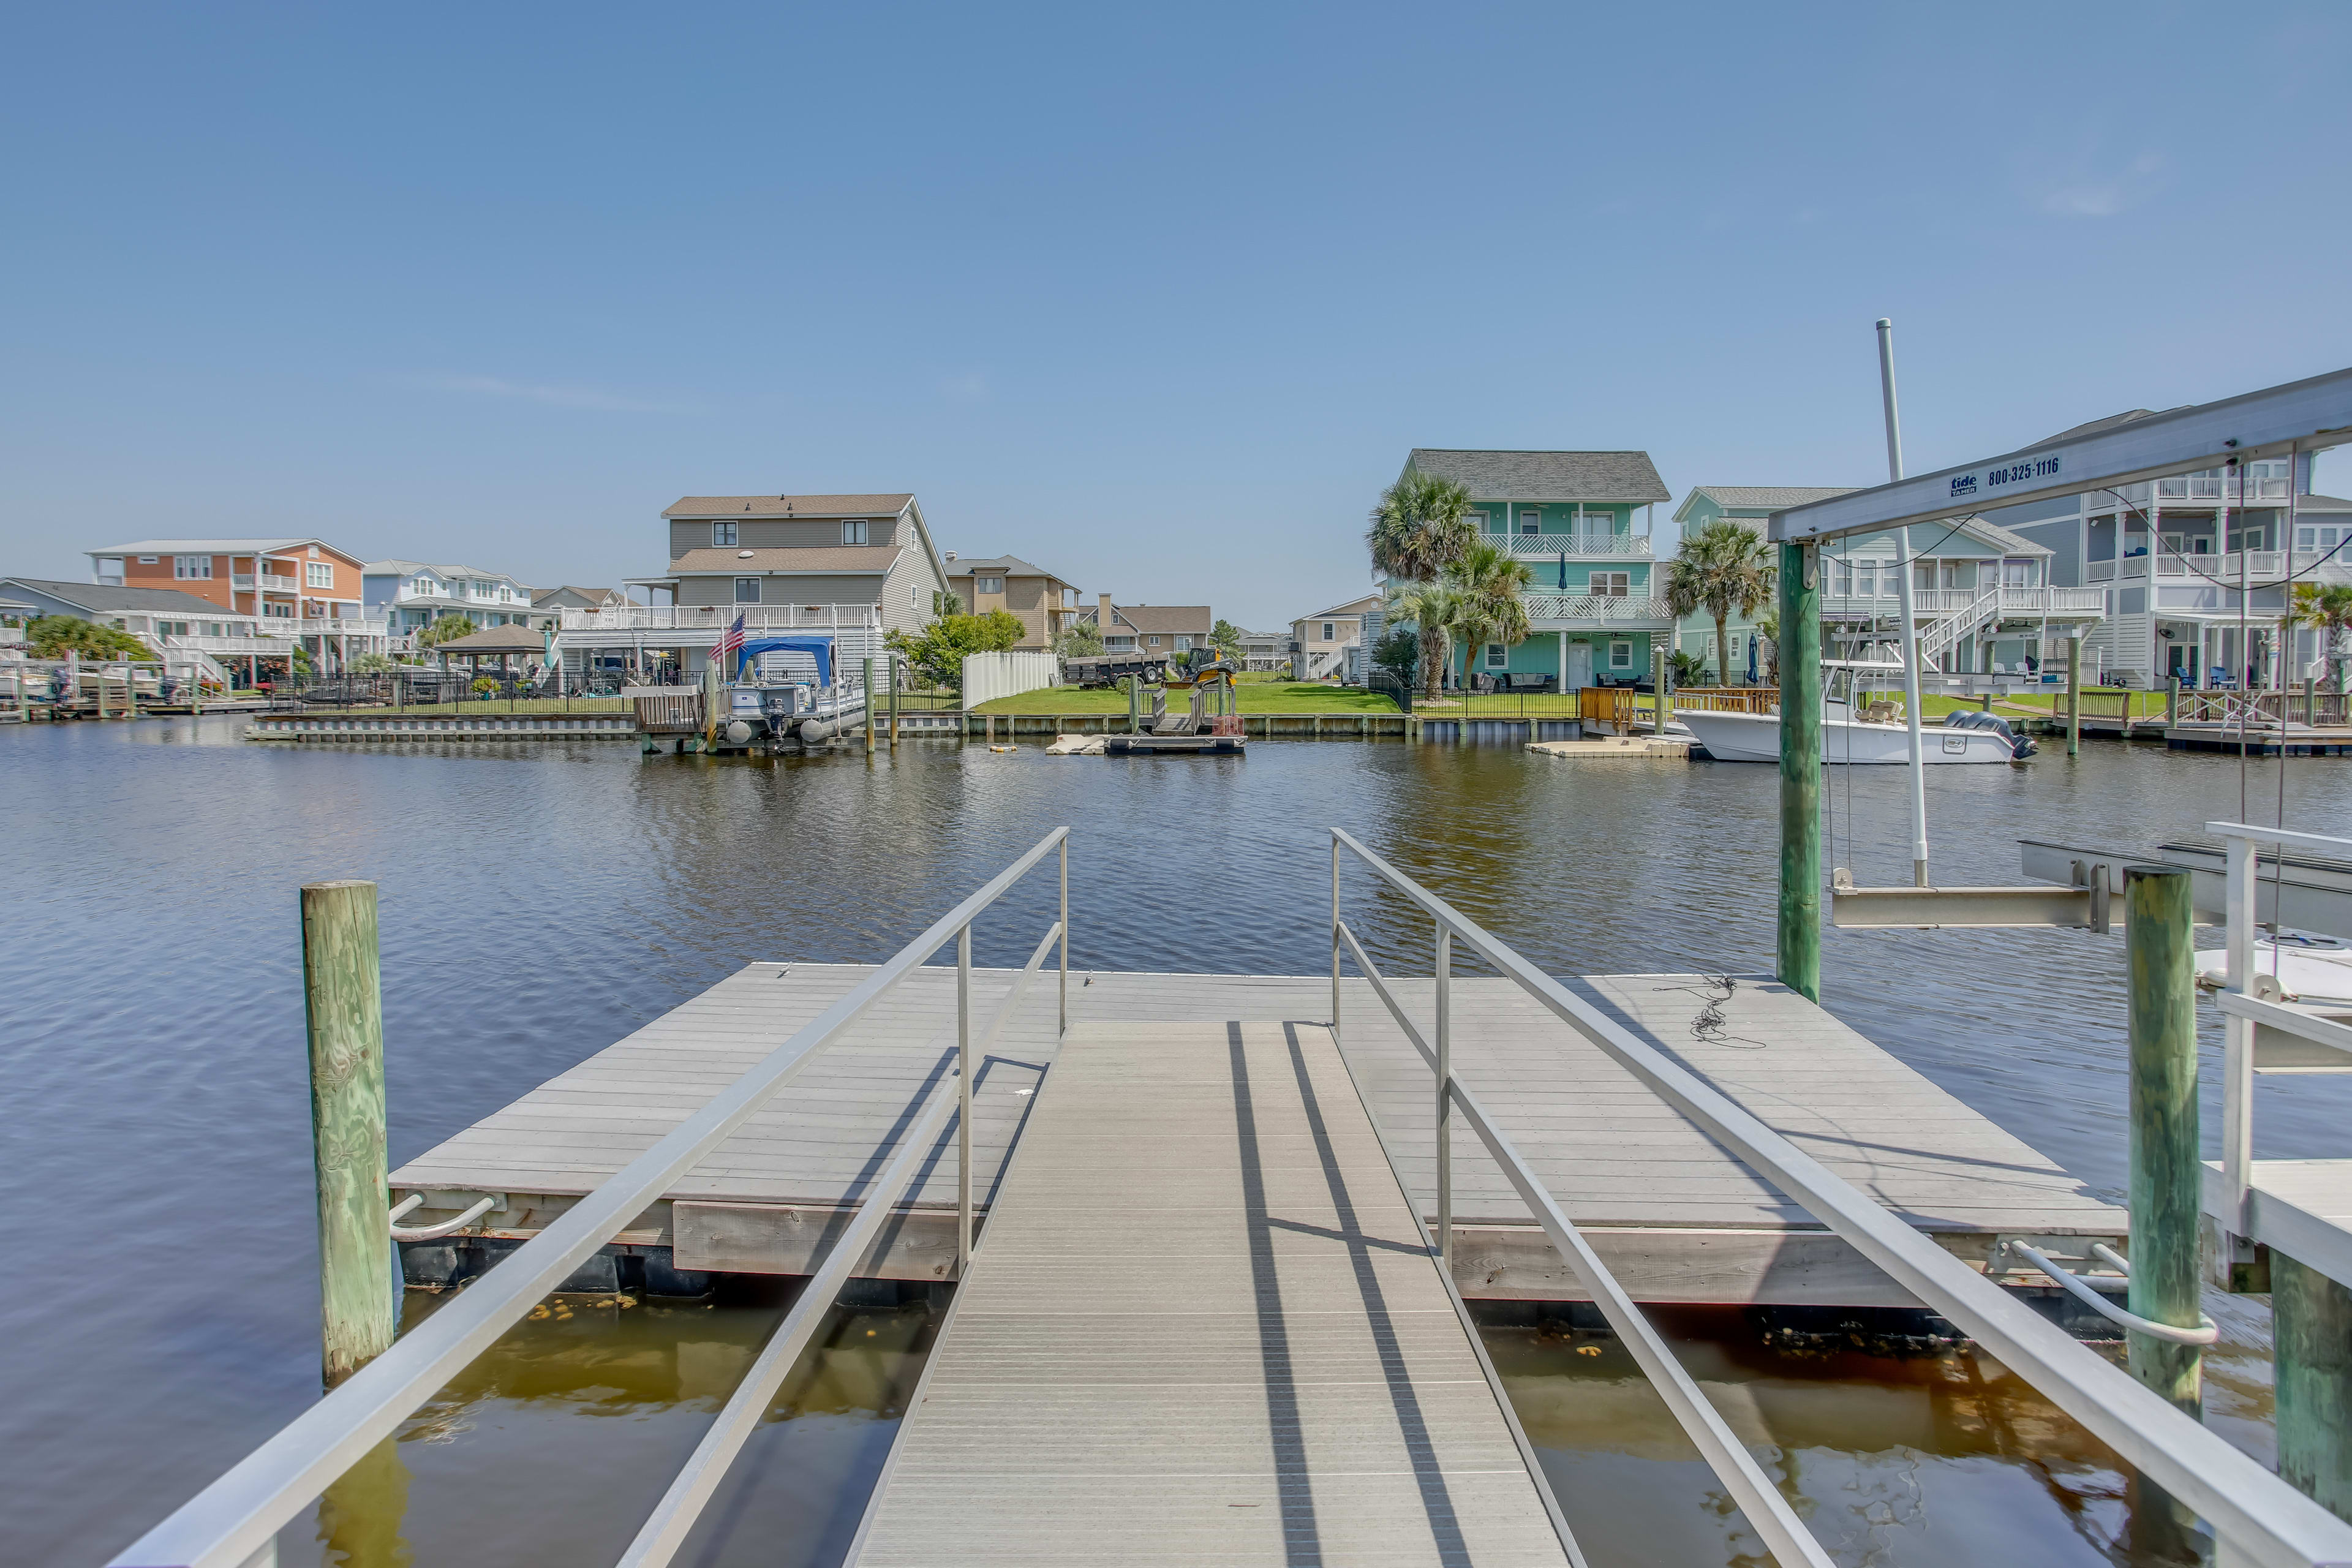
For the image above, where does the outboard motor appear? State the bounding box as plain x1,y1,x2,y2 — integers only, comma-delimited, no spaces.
1943,708,2037,760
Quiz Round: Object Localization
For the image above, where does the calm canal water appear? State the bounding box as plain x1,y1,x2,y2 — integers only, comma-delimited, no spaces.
8,716,2350,1566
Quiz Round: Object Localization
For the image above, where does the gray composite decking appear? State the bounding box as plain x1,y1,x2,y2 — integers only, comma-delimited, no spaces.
844,1018,1572,1568
390,963,2122,1303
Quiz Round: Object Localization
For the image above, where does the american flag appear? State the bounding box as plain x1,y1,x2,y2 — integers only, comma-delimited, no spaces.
712,613,746,677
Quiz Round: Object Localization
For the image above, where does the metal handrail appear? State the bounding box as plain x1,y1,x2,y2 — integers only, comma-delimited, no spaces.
1330,918,1832,1568
617,915,1067,1568
111,828,1074,1568
2208,820,2352,1267
1329,826,2352,1568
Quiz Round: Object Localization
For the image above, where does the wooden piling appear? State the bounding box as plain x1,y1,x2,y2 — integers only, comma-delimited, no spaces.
2124,864,2201,1418
2275,1251,2352,1520
2166,674,2180,729
889,657,900,745
302,879,395,1387
863,657,875,755
2065,637,2081,757
1776,540,1822,1002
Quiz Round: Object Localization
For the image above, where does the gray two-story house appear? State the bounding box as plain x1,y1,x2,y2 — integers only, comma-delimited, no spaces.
1984,410,2352,688
582,494,953,676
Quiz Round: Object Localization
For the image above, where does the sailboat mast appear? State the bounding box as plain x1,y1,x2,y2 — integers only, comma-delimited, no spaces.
1878,317,1932,888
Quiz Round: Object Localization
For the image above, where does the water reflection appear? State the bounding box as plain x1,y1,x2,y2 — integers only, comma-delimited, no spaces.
1482,1305,2209,1568
292,1286,940,1568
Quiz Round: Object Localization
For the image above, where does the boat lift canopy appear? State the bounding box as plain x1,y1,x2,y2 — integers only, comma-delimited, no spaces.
1768,364,2352,546
733,635,834,685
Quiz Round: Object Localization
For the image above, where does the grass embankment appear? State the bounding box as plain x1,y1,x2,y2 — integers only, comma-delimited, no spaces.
973,680,1398,715
1905,690,2169,720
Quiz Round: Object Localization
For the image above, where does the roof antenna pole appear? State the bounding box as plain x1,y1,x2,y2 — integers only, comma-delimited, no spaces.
1878,317,1931,888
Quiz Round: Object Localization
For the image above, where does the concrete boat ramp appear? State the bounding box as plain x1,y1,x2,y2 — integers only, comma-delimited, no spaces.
386,960,2120,1566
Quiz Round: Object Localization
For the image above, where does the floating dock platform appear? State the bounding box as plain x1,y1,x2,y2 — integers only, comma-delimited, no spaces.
391,965,2122,1310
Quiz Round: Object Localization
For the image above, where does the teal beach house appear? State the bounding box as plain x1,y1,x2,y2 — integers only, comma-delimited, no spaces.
1399,448,1673,689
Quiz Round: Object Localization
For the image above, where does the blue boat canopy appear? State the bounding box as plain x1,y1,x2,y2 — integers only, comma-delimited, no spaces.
733,635,833,685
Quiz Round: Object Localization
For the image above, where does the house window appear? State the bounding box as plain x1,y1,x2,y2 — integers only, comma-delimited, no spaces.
174,556,213,579
1484,643,1507,669
97,558,124,584
913,585,924,606
1175,636,1192,652
1589,571,1630,597
1609,640,1633,669
976,575,1004,595
1321,622,1335,641
2298,525,2347,552
205,622,222,636
137,554,159,565
734,578,761,604
714,522,738,546
842,520,869,545
1518,508,1540,535
1468,511,1491,534
306,562,334,589
1061,587,1077,608
1147,635,1162,649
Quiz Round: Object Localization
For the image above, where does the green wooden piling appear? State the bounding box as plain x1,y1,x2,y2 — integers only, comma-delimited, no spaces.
2065,637,2081,757
2125,864,2201,1417
1776,540,1821,1002
889,657,900,745
863,657,875,755
2275,1251,2352,1520
303,879,395,1387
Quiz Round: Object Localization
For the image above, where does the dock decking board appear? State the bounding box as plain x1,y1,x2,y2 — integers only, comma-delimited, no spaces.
845,1018,1572,1568
390,964,2121,1303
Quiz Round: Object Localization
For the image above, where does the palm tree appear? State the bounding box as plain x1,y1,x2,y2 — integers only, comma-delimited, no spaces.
1664,520,1776,684
1445,539,1533,687
2293,582,2352,693
1367,472,1476,584
1384,579,1463,700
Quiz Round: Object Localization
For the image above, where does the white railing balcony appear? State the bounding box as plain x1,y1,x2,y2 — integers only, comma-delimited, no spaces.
257,617,389,638
1523,593,1673,625
251,573,302,592
558,604,881,633
1488,530,1654,559
2158,551,2285,580
164,635,284,655
2155,477,2291,502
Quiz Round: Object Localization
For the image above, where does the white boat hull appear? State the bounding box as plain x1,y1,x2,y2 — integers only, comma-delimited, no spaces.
1676,709,2022,764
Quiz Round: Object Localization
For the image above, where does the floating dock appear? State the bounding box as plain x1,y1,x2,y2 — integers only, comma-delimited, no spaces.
391,965,2122,1309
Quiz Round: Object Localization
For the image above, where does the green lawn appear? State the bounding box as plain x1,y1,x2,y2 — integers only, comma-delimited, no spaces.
973,681,1398,715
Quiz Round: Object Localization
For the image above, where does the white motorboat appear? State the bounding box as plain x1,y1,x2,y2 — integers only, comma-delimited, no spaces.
1676,657,2035,765
1676,705,2029,764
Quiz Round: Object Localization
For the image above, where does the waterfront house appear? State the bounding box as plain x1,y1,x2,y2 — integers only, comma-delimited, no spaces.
1290,594,1381,681
1398,448,1673,690
0,578,292,685
561,494,952,677
83,537,383,670
1982,409,2352,687
943,554,1084,650
364,561,545,641
1667,487,2106,683
531,585,631,615
1093,596,1213,658
1668,488,1855,682
1238,628,1291,671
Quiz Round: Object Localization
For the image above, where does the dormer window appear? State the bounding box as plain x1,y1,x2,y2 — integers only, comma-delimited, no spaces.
714,522,738,547
842,520,869,545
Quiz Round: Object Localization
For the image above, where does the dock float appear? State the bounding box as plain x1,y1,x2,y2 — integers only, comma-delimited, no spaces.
391,966,2121,1310
247,713,638,742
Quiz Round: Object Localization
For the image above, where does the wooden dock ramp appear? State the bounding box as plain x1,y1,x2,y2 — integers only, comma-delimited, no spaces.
845,1017,1574,1567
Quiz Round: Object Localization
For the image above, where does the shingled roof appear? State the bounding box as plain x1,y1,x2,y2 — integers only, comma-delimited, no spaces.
1690,486,1860,511
663,494,913,518
1406,450,1670,504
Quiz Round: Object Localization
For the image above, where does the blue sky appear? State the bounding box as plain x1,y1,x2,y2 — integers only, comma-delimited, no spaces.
4,2,2348,630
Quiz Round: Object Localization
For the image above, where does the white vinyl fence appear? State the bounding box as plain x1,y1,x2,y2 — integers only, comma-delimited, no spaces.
962,650,1059,711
